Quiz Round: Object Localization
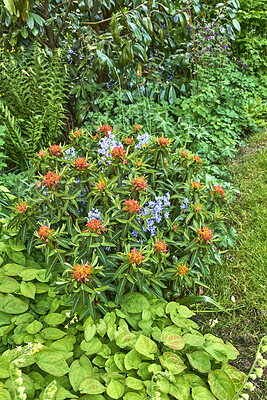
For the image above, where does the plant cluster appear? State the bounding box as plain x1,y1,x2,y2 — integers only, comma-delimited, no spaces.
6,125,233,317
0,291,249,400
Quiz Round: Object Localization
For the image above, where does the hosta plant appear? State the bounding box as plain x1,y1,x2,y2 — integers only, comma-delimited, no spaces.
0,293,246,400
7,125,233,316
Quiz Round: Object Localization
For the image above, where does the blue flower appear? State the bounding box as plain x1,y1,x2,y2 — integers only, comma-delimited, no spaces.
135,133,151,149
64,147,76,160
88,208,102,221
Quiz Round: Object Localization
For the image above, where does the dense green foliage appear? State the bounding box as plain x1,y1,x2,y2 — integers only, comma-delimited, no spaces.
0,45,67,169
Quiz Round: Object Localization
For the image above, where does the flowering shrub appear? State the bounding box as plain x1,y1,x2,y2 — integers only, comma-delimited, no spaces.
8,125,232,315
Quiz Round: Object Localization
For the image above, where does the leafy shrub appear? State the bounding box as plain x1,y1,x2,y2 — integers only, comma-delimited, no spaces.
0,45,68,169
0,291,246,400
7,125,233,316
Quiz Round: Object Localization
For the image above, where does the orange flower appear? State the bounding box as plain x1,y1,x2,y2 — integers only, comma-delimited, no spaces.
124,137,133,145
197,226,213,244
173,224,178,232
196,205,201,212
111,147,126,159
192,181,201,189
180,150,188,157
72,129,82,139
193,154,202,163
134,125,141,131
100,125,112,135
128,248,144,266
96,180,105,192
38,225,54,240
74,157,90,171
49,145,62,156
72,261,92,283
178,264,188,276
157,137,169,147
124,199,141,214
137,162,142,167
43,171,61,188
93,133,99,139
133,177,147,191
155,241,167,253
38,150,46,158
15,201,27,214
213,185,225,196
85,219,106,234
123,159,128,165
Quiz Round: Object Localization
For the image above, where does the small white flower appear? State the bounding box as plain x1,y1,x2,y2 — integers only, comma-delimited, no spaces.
16,346,22,352
241,394,249,400
231,295,236,302
244,382,255,391
255,367,263,377
249,373,256,380
65,312,71,317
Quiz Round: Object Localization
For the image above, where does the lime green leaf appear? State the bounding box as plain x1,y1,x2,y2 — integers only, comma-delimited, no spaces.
80,337,102,355
36,350,69,376
124,349,141,370
26,320,43,334
187,351,211,373
0,276,20,293
208,370,236,400
0,295,28,314
107,379,124,399
20,281,36,299
44,313,66,326
135,334,157,360
161,331,185,350
192,386,216,400
125,376,143,390
69,356,93,392
159,352,187,374
79,378,106,394
41,328,66,340
121,293,149,313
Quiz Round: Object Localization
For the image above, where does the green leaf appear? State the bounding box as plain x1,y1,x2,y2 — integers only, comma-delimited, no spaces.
0,388,11,400
116,332,137,349
159,352,187,374
84,324,96,342
123,393,142,400
192,386,216,400
36,349,70,377
124,349,141,370
0,356,11,378
184,334,205,347
187,351,211,373
221,365,246,391
208,370,236,400
126,376,144,390
161,331,185,350
169,376,190,399
232,18,240,31
121,293,150,313
80,337,102,355
79,378,106,394
0,276,20,293
135,334,157,360
26,320,43,334
0,295,28,314
107,379,124,399
184,374,207,388
69,356,93,392
20,281,36,299
8,239,26,251
40,327,66,340
44,313,66,326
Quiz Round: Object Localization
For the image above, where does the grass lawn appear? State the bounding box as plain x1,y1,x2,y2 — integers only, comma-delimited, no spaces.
197,129,267,399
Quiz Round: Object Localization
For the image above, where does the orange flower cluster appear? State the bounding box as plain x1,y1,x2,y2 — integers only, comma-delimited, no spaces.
43,171,61,188
124,137,133,146
85,219,106,234
193,154,202,163
72,262,92,283
178,264,188,276
197,226,213,244
38,225,54,240
195,205,201,212
111,146,126,159
124,199,141,214
38,151,46,158
74,157,90,170
213,185,225,196
49,145,62,156
134,125,141,131
173,224,178,232
99,125,112,135
133,177,147,191
137,162,142,167
155,241,168,253
180,150,188,158
192,181,201,189
97,180,105,191
128,248,144,266
15,201,27,214
72,129,82,139
157,137,169,147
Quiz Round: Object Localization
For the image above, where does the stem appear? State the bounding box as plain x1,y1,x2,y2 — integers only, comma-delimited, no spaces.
232,335,267,400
